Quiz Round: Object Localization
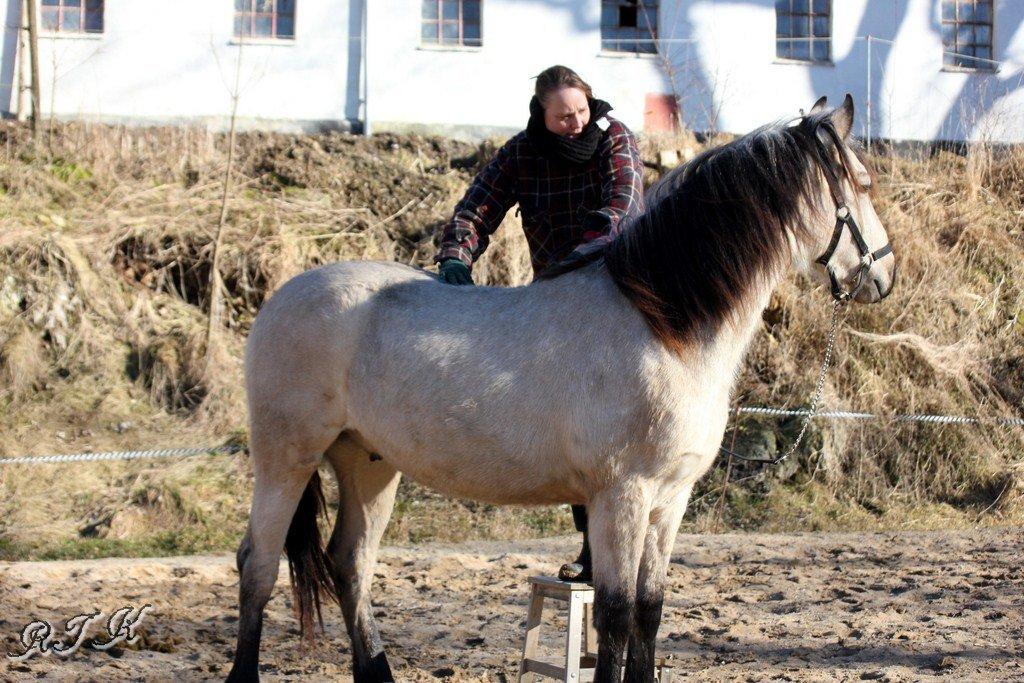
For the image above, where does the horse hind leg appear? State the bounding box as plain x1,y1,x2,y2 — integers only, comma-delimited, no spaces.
228,413,340,682
325,436,401,683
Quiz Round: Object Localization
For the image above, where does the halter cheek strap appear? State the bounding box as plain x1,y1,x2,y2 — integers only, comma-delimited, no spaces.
815,204,893,301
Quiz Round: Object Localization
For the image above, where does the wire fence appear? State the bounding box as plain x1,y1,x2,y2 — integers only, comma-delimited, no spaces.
1,405,1021,466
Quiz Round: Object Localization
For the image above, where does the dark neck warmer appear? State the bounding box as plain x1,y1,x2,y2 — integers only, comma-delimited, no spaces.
526,96,613,165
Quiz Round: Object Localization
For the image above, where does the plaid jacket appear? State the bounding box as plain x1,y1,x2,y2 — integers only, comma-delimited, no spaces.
434,117,645,276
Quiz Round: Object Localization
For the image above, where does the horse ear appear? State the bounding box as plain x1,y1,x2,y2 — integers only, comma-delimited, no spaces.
808,96,828,115
830,93,855,139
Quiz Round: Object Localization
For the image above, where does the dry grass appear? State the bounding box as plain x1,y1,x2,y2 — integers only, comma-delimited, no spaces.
0,122,1020,560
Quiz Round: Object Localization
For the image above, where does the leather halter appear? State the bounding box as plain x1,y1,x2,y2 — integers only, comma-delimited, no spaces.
815,203,893,301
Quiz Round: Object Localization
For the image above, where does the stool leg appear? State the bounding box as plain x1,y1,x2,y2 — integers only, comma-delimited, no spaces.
518,589,544,682
564,592,584,682
583,603,598,657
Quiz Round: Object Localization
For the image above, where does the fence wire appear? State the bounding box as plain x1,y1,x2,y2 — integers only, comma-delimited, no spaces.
1,406,1021,466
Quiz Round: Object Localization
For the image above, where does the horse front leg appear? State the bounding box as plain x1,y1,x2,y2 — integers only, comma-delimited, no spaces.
587,484,652,683
624,485,692,682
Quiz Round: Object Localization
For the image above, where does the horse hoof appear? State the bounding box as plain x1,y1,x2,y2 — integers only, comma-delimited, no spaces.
558,562,592,583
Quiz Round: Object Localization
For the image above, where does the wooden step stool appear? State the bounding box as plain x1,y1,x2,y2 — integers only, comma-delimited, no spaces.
517,576,678,682
517,576,598,682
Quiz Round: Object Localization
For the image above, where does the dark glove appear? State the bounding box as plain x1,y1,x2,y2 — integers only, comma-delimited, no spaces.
439,259,474,286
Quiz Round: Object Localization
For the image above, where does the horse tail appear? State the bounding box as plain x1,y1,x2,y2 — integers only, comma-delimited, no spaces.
284,470,338,643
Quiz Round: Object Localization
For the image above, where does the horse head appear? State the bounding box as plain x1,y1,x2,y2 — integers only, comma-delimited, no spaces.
800,95,896,304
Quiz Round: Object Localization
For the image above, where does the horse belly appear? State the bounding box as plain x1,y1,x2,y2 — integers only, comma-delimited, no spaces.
345,365,581,505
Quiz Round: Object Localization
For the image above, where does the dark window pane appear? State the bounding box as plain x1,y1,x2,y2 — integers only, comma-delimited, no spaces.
812,0,828,13
441,0,458,20
619,5,637,27
278,0,295,13
777,39,792,58
793,39,810,60
277,15,294,37
941,0,956,20
256,0,274,12
639,8,657,31
957,24,973,44
254,14,273,36
813,16,828,37
463,22,480,43
601,4,617,27
976,46,991,61
975,1,991,22
235,0,250,11
421,21,438,42
42,0,59,6
812,39,829,61
64,9,82,31
776,13,790,36
793,15,808,37
463,0,479,23
441,20,459,43
792,0,809,12
941,23,955,45
959,2,974,21
85,7,102,31
64,0,82,7
976,25,990,45
422,1,438,20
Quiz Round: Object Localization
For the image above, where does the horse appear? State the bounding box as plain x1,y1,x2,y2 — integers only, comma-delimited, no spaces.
227,94,896,682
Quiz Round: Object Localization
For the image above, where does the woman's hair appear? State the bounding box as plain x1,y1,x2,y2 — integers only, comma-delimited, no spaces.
534,65,593,104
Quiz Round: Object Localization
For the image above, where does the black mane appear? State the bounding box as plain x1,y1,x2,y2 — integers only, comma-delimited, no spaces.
603,112,865,352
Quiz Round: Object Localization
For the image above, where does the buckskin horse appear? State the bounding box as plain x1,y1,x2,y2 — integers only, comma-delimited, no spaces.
227,95,895,682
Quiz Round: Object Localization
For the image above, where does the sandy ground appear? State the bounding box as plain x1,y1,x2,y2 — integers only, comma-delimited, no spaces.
1,527,1022,682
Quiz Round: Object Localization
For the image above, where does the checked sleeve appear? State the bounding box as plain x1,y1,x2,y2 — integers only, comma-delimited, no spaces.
566,124,645,263
434,138,518,268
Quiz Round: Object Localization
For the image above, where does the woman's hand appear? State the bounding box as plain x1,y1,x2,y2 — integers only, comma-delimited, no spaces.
439,259,474,286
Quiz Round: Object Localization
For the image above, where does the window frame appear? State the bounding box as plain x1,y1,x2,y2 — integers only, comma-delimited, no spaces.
233,0,297,42
38,0,104,35
600,0,659,56
420,0,482,49
774,0,832,66
940,0,997,73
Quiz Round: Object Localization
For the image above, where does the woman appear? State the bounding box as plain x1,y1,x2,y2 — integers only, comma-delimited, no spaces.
433,65,646,582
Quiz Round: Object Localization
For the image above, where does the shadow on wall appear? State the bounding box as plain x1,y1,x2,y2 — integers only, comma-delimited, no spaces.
0,1,20,116
345,0,364,130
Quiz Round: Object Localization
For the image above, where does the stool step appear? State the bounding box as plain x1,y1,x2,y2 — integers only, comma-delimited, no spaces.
518,576,675,682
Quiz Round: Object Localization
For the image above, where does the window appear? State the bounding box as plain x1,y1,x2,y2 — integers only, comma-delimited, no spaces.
421,1,481,47
776,0,830,63
601,1,657,54
40,0,103,34
941,0,994,70
234,0,295,40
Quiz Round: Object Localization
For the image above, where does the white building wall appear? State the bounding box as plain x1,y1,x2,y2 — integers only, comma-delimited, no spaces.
0,0,1022,143
365,0,665,138
0,0,362,130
